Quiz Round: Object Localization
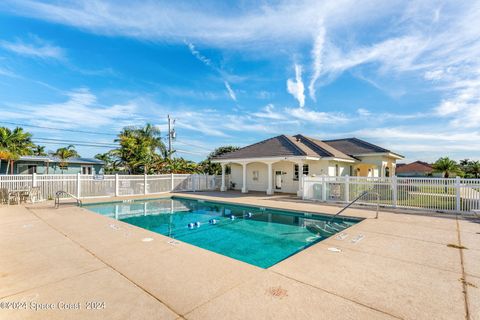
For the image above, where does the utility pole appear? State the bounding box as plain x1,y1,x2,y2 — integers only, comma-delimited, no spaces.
167,115,175,159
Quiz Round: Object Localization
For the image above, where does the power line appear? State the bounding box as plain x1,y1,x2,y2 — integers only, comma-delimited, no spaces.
32,140,117,149
34,137,118,147
0,121,117,136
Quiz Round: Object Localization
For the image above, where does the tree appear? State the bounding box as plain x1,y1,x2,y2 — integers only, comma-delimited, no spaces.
0,127,34,174
467,161,480,178
199,146,240,175
160,157,201,174
114,124,166,174
32,145,47,156
432,157,462,178
95,151,120,174
52,145,79,173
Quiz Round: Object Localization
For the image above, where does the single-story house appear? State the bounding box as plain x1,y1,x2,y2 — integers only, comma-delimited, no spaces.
0,156,104,175
396,161,440,177
212,134,403,195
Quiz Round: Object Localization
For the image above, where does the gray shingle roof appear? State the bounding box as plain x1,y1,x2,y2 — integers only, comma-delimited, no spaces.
323,138,403,157
215,135,304,160
214,135,402,161
19,156,104,165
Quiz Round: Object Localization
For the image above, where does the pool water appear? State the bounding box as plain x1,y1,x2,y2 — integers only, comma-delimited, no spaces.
84,197,361,268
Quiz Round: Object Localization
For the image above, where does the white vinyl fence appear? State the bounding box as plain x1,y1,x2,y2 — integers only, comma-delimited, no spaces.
303,176,480,215
0,173,223,200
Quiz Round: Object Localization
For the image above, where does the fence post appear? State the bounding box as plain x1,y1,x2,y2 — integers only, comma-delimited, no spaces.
322,175,327,202
144,174,148,195
455,176,461,213
392,176,398,208
32,173,37,188
76,173,81,198
345,175,349,203
115,174,119,197
170,173,174,192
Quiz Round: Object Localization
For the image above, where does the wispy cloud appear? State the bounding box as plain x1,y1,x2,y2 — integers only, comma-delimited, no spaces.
287,64,305,107
224,81,237,101
0,36,65,60
308,24,325,101
3,88,141,129
185,41,212,67
186,40,238,102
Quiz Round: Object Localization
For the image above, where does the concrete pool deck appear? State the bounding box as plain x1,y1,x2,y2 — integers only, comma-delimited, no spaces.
0,191,479,319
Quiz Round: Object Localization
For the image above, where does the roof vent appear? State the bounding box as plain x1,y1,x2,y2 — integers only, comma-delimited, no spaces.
296,137,301,142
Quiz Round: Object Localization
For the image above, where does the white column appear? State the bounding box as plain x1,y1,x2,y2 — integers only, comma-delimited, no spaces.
241,163,248,193
266,162,273,195
220,163,227,191
296,161,304,197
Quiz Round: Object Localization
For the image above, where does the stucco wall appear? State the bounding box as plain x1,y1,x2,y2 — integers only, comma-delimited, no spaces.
0,161,103,175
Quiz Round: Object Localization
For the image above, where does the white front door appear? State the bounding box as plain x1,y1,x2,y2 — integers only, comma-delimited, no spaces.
275,171,282,189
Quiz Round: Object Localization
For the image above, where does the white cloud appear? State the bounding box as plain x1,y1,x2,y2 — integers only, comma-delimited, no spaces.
0,36,65,60
224,81,237,101
285,107,348,124
185,41,212,67
2,1,397,49
251,104,286,120
308,24,325,101
3,88,140,129
287,64,305,107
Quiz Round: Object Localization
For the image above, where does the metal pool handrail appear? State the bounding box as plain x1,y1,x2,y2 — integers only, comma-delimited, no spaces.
54,191,82,208
328,190,379,223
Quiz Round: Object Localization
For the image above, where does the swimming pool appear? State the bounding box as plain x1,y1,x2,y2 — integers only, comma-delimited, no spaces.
84,197,361,268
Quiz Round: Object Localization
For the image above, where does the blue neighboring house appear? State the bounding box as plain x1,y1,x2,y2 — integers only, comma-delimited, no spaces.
0,156,104,175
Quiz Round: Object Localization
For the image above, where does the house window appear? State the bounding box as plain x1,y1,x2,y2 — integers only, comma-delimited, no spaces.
385,167,390,177
81,166,93,175
294,164,309,180
27,165,37,174
349,165,353,176
252,170,259,181
335,164,339,176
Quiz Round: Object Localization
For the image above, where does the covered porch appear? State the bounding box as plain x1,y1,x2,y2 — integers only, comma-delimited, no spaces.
216,157,311,197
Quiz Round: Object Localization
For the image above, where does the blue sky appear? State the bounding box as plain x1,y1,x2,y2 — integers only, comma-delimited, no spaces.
0,1,479,162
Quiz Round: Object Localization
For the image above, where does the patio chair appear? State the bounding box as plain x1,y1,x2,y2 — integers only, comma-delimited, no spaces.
0,188,7,205
6,190,20,205
29,187,43,203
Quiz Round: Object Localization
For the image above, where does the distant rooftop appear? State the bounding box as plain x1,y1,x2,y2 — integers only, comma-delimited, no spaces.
19,156,104,165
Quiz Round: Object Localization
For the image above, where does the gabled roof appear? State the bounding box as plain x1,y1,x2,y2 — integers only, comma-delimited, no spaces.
214,135,353,161
18,156,104,165
214,134,403,161
214,135,305,160
396,161,433,173
323,138,403,158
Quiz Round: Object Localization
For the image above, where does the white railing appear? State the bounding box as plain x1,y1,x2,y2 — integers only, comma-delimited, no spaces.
303,176,480,214
0,173,222,200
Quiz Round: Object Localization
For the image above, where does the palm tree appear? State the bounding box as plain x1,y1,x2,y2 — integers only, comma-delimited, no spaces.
469,161,480,178
114,124,166,174
32,145,47,156
432,157,462,178
0,127,34,174
199,146,240,175
52,145,79,173
95,151,120,174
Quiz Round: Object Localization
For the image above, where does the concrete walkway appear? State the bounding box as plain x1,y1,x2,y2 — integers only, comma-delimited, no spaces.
0,191,479,319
